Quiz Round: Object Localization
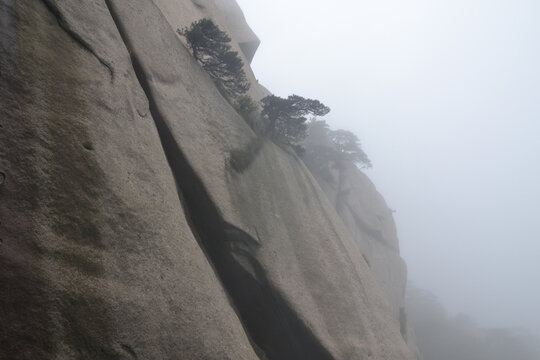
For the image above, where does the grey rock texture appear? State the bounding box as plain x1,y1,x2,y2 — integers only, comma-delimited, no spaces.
1,0,413,359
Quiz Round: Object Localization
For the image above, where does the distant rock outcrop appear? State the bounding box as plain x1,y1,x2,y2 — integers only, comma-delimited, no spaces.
303,151,407,315
0,0,413,359
303,127,423,359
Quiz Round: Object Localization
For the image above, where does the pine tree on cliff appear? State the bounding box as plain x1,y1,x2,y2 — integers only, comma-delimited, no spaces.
261,95,330,152
178,19,250,97
329,129,372,168
303,119,372,170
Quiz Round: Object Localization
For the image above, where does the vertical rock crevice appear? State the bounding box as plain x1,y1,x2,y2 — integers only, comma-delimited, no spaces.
102,1,335,359
39,0,114,79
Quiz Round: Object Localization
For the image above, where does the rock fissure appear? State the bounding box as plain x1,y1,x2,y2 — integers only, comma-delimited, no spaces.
102,2,336,359
39,0,114,80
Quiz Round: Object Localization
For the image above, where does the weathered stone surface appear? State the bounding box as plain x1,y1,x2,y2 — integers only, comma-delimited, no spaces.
0,1,258,359
1,0,414,359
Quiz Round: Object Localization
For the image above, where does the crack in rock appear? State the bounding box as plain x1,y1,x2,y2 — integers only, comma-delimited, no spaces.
40,0,114,80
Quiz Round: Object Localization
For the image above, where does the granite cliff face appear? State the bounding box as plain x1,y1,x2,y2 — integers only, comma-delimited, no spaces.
1,1,413,359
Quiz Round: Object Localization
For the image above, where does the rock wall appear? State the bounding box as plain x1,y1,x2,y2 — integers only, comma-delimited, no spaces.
0,1,258,358
0,0,413,359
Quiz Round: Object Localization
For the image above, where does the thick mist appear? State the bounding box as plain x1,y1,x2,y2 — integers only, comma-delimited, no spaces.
237,0,540,344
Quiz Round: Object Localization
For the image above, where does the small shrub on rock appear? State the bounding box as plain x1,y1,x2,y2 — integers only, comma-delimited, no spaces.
234,95,261,132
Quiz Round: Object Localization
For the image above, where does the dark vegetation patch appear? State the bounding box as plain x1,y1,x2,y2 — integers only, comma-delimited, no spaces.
229,136,265,172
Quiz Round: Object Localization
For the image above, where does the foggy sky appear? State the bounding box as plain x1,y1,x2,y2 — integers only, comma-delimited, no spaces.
236,0,540,337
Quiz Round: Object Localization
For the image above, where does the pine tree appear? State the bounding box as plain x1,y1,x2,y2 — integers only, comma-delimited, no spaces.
261,95,330,150
329,129,372,168
179,19,250,97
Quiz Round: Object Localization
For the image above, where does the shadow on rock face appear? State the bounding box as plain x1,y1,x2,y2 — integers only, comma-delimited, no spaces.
191,0,205,9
